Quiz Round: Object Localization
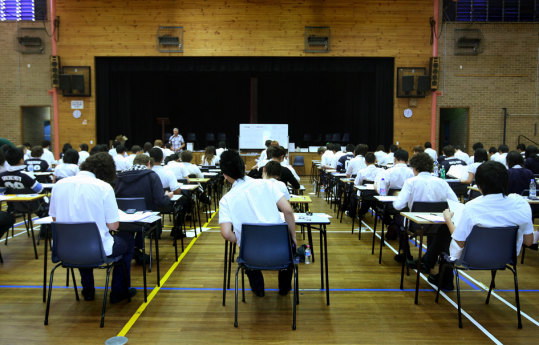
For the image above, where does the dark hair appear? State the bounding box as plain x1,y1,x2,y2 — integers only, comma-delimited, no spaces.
133,153,152,166
488,146,498,154
116,144,126,154
204,146,216,164
517,143,526,151
131,145,141,153
389,144,398,153
62,143,72,154
454,144,462,150
409,152,433,173
264,160,281,179
220,150,245,180
475,160,508,196
346,144,355,152
270,146,285,159
89,145,104,156
80,152,116,184
443,145,455,157
41,140,50,148
413,145,424,153
265,140,272,148
472,142,484,151
23,142,31,149
317,147,326,155
79,143,89,151
355,144,368,157
63,148,79,164
112,140,121,149
365,152,376,164
149,147,164,163
165,142,172,149
376,145,385,151
181,150,193,163
424,142,432,149
5,147,24,166
474,148,488,163
394,149,409,162
506,150,524,168
525,145,538,159
0,147,5,166
31,146,43,158
498,144,509,153
164,153,179,165
143,142,152,153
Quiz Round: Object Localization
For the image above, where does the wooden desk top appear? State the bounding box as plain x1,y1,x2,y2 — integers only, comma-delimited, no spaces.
289,195,312,204
189,178,211,183
400,212,445,224
467,185,480,192
355,184,375,191
340,178,354,184
0,194,45,201
178,184,199,191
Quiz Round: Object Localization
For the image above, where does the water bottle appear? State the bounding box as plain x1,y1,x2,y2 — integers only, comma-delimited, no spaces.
530,179,537,199
433,161,439,177
379,178,387,196
440,165,446,179
304,245,311,264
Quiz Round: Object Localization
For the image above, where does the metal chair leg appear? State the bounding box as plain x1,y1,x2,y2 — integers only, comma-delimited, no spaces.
71,268,79,301
486,269,497,304
44,263,62,325
455,270,463,328
100,266,113,327
234,266,240,328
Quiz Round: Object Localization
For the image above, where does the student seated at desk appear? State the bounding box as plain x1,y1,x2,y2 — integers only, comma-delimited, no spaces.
49,152,136,303
454,144,470,163
507,150,534,195
393,153,458,273
78,143,90,165
201,146,220,166
467,142,484,165
460,148,487,185
374,149,413,194
0,146,43,194
180,150,204,178
346,144,368,177
442,161,535,289
164,153,189,180
524,145,539,174
40,140,55,167
492,144,509,168
113,144,131,172
320,143,336,169
25,146,50,172
438,145,467,173
424,142,437,161
374,145,387,164
53,149,79,182
336,144,355,173
263,160,291,200
219,150,296,297
216,141,227,158
378,144,398,166
149,148,181,195
348,153,382,217
126,145,143,166
258,146,300,190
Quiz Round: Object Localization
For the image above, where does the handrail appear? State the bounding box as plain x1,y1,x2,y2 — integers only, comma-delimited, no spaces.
517,135,539,146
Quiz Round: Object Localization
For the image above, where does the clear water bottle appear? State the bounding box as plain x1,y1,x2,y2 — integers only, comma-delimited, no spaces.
440,165,446,179
530,179,537,199
304,245,311,264
379,178,387,196
433,161,439,177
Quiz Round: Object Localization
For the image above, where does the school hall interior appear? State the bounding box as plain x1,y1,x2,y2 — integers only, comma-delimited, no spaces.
1,0,539,344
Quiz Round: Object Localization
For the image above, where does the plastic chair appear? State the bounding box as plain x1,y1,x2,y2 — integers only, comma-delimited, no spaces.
518,189,538,264
44,222,127,327
435,225,521,329
234,224,299,330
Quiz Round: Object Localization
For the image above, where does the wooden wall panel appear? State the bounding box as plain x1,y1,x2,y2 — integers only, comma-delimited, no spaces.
56,0,434,151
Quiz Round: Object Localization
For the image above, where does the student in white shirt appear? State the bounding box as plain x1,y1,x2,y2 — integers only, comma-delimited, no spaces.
424,142,437,161
108,140,120,157
180,150,203,178
53,149,80,182
492,144,509,168
216,141,227,158
488,146,499,161
40,140,56,166
201,146,220,166
393,152,458,277
153,139,165,156
346,144,368,177
375,149,414,194
263,160,291,200
78,143,90,165
378,144,398,166
320,143,336,168
454,145,470,163
126,145,143,166
461,148,487,185
467,142,483,165
350,152,382,218
219,150,296,296
22,143,32,161
441,161,535,289
149,148,181,194
165,153,189,180
162,142,175,158
374,145,387,164
113,144,131,172
257,140,272,164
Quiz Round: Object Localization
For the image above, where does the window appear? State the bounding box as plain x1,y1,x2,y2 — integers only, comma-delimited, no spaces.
1,0,46,22
443,0,539,22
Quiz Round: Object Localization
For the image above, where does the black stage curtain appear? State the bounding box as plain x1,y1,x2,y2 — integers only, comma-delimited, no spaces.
96,57,393,150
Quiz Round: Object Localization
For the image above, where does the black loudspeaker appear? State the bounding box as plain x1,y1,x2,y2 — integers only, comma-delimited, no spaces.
71,74,85,92
50,56,60,88
417,75,431,93
430,57,440,90
402,76,414,93
59,74,71,91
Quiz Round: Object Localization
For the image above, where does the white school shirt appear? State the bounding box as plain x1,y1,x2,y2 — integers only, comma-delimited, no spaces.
78,150,89,165
165,161,189,180
201,155,220,166
393,172,458,211
53,163,79,179
258,149,267,163
219,178,285,247
257,159,270,169
162,148,175,158
375,163,414,194
424,148,438,162
108,148,117,157
152,165,180,192
467,162,483,176
493,152,508,168
41,148,56,166
180,162,203,178
374,150,388,164
216,148,226,157
378,152,395,166
269,177,290,200
49,171,119,256
24,151,31,161
113,154,131,171
354,165,382,186
321,150,335,167
454,150,470,164
346,155,367,176
286,165,301,182
450,193,533,260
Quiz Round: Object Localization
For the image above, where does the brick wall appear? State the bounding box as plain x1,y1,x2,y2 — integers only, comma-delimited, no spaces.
0,21,52,149
437,23,539,154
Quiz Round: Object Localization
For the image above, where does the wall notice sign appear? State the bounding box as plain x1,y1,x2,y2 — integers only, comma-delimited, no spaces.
71,100,84,109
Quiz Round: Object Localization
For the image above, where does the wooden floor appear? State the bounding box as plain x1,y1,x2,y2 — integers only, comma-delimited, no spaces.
2,178,539,344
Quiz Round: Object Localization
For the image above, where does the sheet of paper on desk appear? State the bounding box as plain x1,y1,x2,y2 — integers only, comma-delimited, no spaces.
375,195,397,202
448,199,465,225
0,195,15,201
417,214,445,222
447,165,468,180
118,210,156,222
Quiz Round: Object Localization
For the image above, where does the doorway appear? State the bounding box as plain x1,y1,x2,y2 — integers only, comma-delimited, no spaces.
21,106,51,147
439,107,469,153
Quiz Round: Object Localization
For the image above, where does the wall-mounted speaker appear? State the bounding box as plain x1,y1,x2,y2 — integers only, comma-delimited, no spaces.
50,56,60,88
430,57,440,90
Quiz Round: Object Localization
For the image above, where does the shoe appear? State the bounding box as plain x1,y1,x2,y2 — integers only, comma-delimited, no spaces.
278,287,291,296
394,254,405,263
134,250,150,265
385,224,398,240
406,258,430,274
170,228,186,239
428,273,454,291
81,289,95,301
251,288,265,297
111,287,137,304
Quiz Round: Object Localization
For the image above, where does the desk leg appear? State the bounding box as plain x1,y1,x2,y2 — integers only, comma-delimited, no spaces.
415,231,424,305
323,225,329,306
372,212,378,255
319,228,324,290
141,229,148,302
379,204,386,264
43,226,48,302
30,216,38,260
307,224,315,263
223,241,228,306
155,230,160,287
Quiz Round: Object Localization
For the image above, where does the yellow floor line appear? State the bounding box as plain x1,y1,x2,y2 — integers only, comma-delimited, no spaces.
117,208,219,337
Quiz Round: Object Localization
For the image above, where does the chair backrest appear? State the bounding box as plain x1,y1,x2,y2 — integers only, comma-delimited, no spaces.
238,223,293,270
292,156,305,166
51,222,108,266
458,225,518,269
411,201,448,213
116,197,147,211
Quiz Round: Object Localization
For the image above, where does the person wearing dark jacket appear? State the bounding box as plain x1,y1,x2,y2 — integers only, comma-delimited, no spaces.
525,145,539,174
258,146,300,190
115,154,173,262
507,151,534,195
